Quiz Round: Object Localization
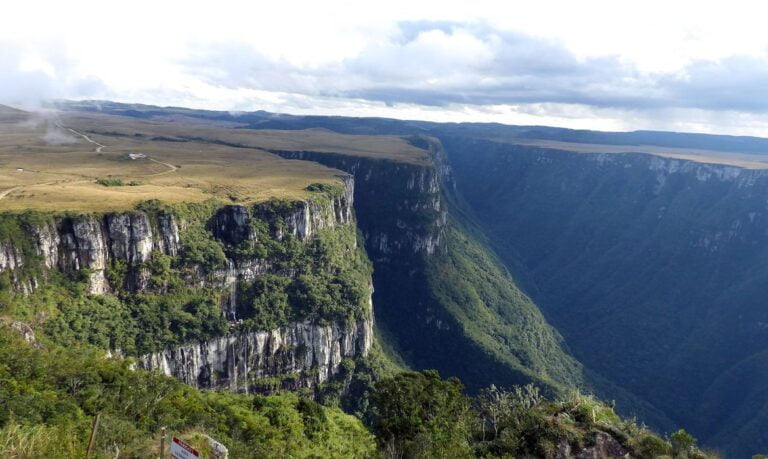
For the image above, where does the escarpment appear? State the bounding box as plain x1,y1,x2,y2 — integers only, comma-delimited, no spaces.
270,151,446,258
0,177,354,293
0,177,373,394
1,210,180,294
268,147,586,396
442,137,768,455
269,152,454,366
140,318,372,392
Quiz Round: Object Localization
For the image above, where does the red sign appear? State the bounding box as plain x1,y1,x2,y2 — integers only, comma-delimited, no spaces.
170,437,200,459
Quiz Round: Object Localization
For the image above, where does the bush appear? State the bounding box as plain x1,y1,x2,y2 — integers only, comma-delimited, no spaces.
370,370,473,458
96,178,125,187
671,428,697,455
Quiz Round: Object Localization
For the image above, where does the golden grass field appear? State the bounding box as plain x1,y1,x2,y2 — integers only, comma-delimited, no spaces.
3,102,767,213
0,105,426,212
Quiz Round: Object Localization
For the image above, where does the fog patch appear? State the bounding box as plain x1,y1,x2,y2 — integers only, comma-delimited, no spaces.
41,122,76,145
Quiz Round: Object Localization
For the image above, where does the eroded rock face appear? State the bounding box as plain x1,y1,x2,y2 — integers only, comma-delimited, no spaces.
0,241,23,272
0,210,181,294
269,152,446,258
24,212,181,294
250,175,355,242
138,317,373,393
107,213,154,264
156,211,180,256
32,222,60,269
213,205,253,245
0,178,371,393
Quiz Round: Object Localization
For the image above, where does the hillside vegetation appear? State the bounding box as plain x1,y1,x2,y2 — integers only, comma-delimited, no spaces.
0,326,376,458
2,325,708,459
423,218,584,393
369,370,714,458
443,136,768,456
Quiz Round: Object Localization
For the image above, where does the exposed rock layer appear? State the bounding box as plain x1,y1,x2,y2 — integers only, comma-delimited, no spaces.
139,318,373,392
0,177,371,392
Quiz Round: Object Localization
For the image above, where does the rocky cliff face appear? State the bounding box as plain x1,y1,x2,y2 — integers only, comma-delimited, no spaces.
214,175,355,245
0,177,372,394
139,317,373,392
269,148,564,396
270,151,451,379
270,151,446,259
1,176,356,295
9,211,181,294
442,137,768,455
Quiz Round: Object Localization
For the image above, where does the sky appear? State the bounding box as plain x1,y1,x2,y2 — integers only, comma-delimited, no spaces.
4,0,768,135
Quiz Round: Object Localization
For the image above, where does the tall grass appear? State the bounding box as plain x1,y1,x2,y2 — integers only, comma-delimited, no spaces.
0,423,86,458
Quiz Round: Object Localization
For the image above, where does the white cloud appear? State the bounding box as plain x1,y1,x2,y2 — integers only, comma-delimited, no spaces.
4,0,768,135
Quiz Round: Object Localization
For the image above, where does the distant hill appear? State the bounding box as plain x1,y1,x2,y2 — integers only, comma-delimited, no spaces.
60,99,768,156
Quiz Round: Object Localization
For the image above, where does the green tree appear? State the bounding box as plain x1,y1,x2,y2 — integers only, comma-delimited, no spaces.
671,428,697,456
370,370,472,458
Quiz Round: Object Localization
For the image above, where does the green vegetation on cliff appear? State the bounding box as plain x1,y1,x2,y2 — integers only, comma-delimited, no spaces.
441,135,768,456
0,192,370,357
0,326,375,458
286,141,587,401
425,220,583,394
0,324,707,458
369,370,714,459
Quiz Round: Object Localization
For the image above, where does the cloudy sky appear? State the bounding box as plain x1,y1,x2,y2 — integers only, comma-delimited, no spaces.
4,0,768,135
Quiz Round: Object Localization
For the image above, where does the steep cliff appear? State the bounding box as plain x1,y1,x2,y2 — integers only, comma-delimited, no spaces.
443,137,768,456
271,150,446,258
23,210,179,294
271,145,586,395
140,318,372,392
0,177,373,394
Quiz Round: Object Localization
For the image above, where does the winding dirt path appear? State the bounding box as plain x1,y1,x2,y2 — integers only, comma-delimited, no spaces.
52,121,106,153
0,121,181,202
0,186,22,200
56,122,177,176
147,158,178,176
63,126,107,153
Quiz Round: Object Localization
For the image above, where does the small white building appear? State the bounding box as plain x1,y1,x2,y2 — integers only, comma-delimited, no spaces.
128,153,147,160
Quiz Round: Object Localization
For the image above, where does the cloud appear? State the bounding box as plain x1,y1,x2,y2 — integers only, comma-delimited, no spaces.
0,41,107,108
41,124,77,145
661,56,768,112
179,20,768,118
4,15,768,136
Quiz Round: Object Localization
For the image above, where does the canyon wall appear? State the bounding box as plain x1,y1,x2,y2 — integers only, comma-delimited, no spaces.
0,177,373,394
443,137,768,456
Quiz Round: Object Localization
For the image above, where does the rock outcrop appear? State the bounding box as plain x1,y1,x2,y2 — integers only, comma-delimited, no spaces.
270,151,445,258
0,176,371,393
0,177,356,296
139,317,373,393
17,211,181,294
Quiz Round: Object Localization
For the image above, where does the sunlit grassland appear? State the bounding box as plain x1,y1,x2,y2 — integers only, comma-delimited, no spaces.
0,108,387,212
